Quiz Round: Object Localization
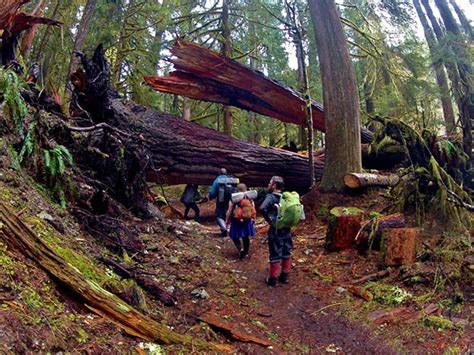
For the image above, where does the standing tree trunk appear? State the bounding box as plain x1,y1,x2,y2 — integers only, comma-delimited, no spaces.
19,0,46,59
221,0,233,135
434,0,473,162
66,0,97,79
182,97,191,120
413,0,456,134
34,0,61,64
287,0,314,185
309,0,362,191
448,0,473,41
248,19,260,144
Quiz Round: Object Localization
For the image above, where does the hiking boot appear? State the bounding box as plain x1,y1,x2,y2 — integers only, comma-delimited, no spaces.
265,277,278,287
194,217,200,223
221,230,227,237
239,250,248,260
278,272,289,284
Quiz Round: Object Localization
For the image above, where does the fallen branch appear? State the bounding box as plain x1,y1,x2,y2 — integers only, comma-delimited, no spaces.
199,313,273,348
350,269,391,285
0,202,230,352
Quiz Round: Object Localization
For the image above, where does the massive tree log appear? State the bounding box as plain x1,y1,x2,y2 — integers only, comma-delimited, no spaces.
108,100,325,191
144,40,373,143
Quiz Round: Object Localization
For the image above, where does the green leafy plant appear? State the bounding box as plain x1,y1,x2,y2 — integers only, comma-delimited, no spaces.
43,145,73,178
43,145,74,208
0,68,28,133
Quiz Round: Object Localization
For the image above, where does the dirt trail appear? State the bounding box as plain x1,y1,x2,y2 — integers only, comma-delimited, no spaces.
188,201,395,353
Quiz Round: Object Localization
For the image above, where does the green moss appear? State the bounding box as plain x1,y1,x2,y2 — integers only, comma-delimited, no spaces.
330,207,364,217
364,282,411,306
76,328,89,343
21,288,43,310
423,315,457,331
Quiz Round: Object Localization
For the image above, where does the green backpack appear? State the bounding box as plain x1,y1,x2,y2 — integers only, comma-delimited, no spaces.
275,191,303,229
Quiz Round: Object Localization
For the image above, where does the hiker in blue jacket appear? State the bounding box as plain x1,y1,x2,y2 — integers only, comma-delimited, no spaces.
260,176,293,287
208,168,230,237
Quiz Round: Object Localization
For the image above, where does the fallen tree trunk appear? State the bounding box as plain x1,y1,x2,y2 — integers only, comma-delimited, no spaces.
144,40,373,144
109,100,325,191
344,173,400,189
0,202,230,351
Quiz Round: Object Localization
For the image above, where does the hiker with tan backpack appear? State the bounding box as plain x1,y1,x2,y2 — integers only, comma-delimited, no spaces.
225,183,257,259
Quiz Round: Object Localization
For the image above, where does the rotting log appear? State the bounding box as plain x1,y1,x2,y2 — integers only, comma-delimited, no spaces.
101,257,176,307
344,173,399,189
383,228,418,266
325,207,364,251
0,202,231,352
144,40,374,144
356,213,406,250
108,100,325,191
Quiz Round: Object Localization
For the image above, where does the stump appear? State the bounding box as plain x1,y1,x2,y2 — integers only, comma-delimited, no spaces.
325,207,364,251
382,228,417,266
356,213,407,250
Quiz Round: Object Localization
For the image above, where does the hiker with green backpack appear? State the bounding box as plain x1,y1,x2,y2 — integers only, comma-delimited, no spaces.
260,176,303,286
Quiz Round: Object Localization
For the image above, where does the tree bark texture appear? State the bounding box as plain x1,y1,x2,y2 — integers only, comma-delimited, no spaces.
382,228,418,266
144,40,374,144
325,207,364,251
413,0,456,134
0,202,230,351
344,173,400,189
309,0,363,191
67,0,98,79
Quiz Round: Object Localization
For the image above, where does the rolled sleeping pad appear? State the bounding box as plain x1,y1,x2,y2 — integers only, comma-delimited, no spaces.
231,190,258,204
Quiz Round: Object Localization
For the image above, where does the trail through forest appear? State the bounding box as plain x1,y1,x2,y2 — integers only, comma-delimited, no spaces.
159,197,472,353
189,203,393,353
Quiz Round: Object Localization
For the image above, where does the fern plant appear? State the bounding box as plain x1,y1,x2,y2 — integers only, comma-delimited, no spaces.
43,145,74,208
0,68,28,133
19,120,38,162
43,145,73,177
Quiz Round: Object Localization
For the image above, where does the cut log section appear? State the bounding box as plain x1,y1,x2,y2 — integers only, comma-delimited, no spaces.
382,228,418,266
344,173,400,189
144,40,373,144
356,213,407,250
325,207,364,251
0,202,231,352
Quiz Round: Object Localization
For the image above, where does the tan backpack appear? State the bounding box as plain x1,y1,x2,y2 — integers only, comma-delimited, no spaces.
233,198,256,221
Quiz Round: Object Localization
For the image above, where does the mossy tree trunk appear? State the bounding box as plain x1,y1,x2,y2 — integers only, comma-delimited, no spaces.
309,0,362,191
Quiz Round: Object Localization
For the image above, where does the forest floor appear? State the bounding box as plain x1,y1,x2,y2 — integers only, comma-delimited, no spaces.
0,155,472,353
